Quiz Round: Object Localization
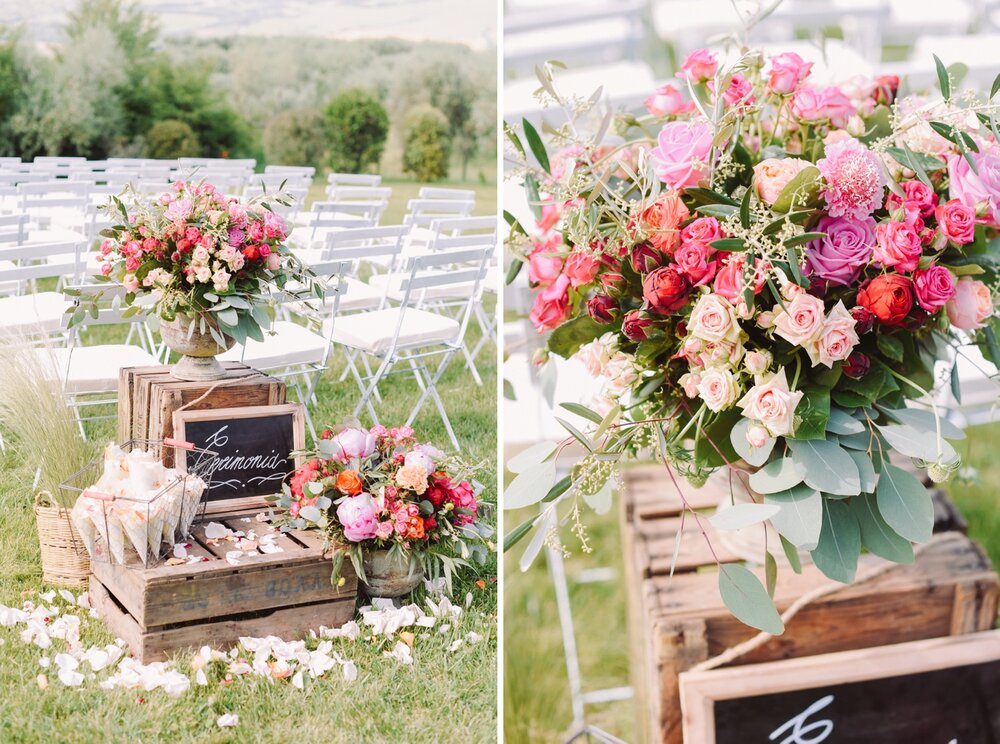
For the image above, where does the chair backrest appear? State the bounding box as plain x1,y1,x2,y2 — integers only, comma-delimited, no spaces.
0,213,29,245
17,181,90,197
265,165,316,179
61,283,160,355
324,185,392,202
426,232,497,256
404,198,475,227
177,157,256,171
327,173,381,187
0,240,85,285
418,186,477,201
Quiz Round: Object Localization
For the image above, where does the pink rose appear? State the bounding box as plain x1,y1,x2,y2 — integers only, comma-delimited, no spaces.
744,350,771,375
537,203,561,233
913,265,957,313
753,157,812,205
886,179,938,219
791,86,854,126
336,493,379,542
806,216,875,286
713,254,765,301
331,427,377,461
688,293,741,343
873,220,921,272
935,198,976,245
767,52,813,95
374,521,394,540
530,274,571,331
673,241,717,286
645,83,688,117
695,368,739,412
678,48,717,82
813,301,859,368
737,369,803,437
527,236,564,286
773,292,826,347
564,252,599,287
266,253,281,271
747,424,770,449
123,274,139,293
946,277,994,330
649,121,714,191
681,217,721,246
713,73,755,109
949,151,1000,222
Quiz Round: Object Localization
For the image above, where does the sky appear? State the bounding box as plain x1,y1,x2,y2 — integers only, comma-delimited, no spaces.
0,0,497,50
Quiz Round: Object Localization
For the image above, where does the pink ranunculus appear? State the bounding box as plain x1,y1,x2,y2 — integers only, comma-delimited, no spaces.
645,83,687,117
331,427,377,461
767,52,813,95
817,138,885,220
935,199,976,245
913,265,957,313
680,216,722,246
673,241,717,286
806,215,875,286
526,236,564,286
873,220,922,272
564,252,600,287
753,157,812,205
530,273,571,331
678,48,717,82
336,493,379,542
946,277,994,330
649,120,714,191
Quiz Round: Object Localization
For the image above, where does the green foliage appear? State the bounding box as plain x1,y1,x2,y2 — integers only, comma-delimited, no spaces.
324,88,389,173
144,118,200,158
401,104,451,182
263,106,328,167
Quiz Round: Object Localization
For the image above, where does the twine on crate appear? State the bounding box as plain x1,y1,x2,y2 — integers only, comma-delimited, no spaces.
171,375,249,417
688,532,964,673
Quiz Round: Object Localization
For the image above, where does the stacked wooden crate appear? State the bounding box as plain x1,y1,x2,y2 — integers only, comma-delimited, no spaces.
621,464,998,744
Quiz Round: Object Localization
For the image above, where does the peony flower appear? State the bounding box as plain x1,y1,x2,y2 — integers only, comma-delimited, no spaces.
806,215,875,286
946,277,994,330
873,220,921,273
772,292,826,347
649,120,714,191
813,301,859,368
336,493,379,542
857,274,913,327
395,464,429,495
767,52,813,95
404,449,434,473
642,266,690,314
913,265,957,313
564,252,600,287
935,198,976,245
817,138,885,219
696,368,740,412
737,368,803,437
645,83,689,117
331,428,377,461
529,274,571,332
527,236,564,286
677,48,717,82
165,199,193,221
640,192,690,253
688,293,742,344
753,157,812,206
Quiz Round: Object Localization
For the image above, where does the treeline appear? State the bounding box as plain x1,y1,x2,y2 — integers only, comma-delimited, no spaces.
0,0,497,180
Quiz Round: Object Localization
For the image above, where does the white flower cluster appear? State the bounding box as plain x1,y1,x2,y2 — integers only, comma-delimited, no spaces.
574,332,640,414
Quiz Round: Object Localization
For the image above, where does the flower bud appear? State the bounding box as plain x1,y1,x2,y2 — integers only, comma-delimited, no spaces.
747,424,770,449
843,351,870,379
621,310,652,341
600,271,626,299
587,294,618,324
630,243,662,275
850,305,875,334
744,350,772,376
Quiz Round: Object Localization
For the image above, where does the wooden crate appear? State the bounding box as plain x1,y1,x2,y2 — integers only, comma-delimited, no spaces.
621,465,999,744
90,504,357,662
117,363,286,448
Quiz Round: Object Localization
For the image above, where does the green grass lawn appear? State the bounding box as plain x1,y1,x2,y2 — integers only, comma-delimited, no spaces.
0,297,498,741
503,422,1000,743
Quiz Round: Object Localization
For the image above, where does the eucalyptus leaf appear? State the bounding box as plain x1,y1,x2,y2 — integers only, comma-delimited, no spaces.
780,534,802,574
718,564,784,635
503,461,557,510
875,423,953,463
764,484,822,550
298,505,322,523
880,407,965,440
852,494,914,564
583,480,614,515
787,439,861,496
518,519,550,572
826,408,865,435
748,457,806,494
507,440,558,474
845,449,879,493
810,499,860,583
709,502,781,531
876,463,934,543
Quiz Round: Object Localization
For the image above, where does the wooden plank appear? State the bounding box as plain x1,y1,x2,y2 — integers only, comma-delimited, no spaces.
624,465,734,521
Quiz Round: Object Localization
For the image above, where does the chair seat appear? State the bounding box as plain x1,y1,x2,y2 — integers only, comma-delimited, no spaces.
218,320,328,369
329,307,459,355
38,344,160,394
0,292,72,334
368,272,477,303
285,276,384,313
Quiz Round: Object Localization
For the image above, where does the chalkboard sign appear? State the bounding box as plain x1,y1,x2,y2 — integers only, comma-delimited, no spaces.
173,404,305,509
681,630,1000,743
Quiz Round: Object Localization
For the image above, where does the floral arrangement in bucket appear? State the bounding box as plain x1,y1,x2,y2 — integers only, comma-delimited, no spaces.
504,48,1000,633
80,179,319,380
275,423,493,598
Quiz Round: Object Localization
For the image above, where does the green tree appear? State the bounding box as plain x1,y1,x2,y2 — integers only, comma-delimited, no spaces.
262,107,328,167
324,89,389,173
145,119,200,158
0,29,27,156
402,104,450,182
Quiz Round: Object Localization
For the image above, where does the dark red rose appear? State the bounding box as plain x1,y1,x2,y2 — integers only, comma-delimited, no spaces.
622,310,652,341
850,305,875,334
630,243,662,274
642,266,690,314
873,74,900,106
843,351,870,379
857,274,913,327
587,294,618,324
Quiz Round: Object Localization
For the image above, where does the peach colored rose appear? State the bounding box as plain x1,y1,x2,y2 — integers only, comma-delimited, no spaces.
737,368,803,437
772,292,826,347
811,301,859,368
687,293,741,344
946,277,994,330
695,368,740,412
640,192,690,254
753,158,811,205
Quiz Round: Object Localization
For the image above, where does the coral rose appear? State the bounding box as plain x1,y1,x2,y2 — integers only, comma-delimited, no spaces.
335,470,363,496
642,266,690,314
640,192,689,253
857,274,914,327
946,277,994,330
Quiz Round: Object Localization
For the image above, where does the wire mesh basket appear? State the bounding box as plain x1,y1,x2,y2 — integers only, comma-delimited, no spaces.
61,438,218,568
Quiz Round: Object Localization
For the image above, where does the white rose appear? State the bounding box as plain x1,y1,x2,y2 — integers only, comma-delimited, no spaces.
680,372,701,398
736,367,804,437
696,368,740,412
574,334,616,377
772,293,826,347
688,293,742,344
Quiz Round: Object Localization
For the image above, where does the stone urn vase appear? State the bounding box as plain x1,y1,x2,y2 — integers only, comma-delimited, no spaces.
159,313,235,381
361,549,425,599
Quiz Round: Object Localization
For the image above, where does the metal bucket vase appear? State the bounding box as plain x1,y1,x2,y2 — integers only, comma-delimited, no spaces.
159,314,235,381
361,549,425,599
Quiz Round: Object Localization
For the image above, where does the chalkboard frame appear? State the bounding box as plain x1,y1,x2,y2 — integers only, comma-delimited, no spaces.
173,403,305,514
680,629,1000,742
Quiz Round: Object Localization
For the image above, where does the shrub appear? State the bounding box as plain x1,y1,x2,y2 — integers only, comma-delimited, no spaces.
324,88,389,172
402,104,450,182
145,118,200,158
263,107,328,167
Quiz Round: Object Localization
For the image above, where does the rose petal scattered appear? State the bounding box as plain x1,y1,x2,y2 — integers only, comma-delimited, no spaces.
217,713,239,728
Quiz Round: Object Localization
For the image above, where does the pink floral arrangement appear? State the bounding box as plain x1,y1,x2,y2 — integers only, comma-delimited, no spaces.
505,48,1000,632
277,423,492,588
85,179,315,345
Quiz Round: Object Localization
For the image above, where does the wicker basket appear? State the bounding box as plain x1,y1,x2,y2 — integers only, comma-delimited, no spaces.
34,494,90,588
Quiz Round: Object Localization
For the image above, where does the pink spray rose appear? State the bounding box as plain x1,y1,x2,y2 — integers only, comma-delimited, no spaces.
564,252,600,287
913,265,957,313
673,241,717,286
946,277,994,330
767,52,813,95
773,292,826,347
680,217,722,246
873,220,922,273
336,493,379,542
678,48,717,83
645,83,690,117
737,369,803,437
530,274,571,331
527,236,564,286
649,121,714,191
935,198,977,245
806,216,875,286
753,157,812,205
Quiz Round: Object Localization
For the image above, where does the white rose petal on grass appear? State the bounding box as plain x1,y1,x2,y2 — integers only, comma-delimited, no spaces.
58,590,76,605
217,714,239,728
448,639,464,652
40,590,56,604
172,544,188,559
39,656,50,668
292,670,305,690
342,661,358,682
383,641,413,665
195,668,208,686
466,632,483,644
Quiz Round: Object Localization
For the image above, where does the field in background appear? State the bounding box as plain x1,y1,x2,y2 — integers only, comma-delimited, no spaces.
503,422,1000,743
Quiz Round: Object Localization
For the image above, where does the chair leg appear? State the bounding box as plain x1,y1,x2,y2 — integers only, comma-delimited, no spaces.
406,351,460,452
353,355,393,426
359,353,383,403
461,342,484,387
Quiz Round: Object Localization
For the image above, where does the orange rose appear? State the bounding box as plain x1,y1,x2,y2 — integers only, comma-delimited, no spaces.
335,470,363,496
405,515,425,540
640,192,689,254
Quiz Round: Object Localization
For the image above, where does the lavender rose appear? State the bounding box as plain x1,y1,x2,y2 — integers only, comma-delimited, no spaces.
806,215,876,286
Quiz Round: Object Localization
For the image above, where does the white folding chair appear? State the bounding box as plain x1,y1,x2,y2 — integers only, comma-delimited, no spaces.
265,165,316,180
327,173,381,187
418,187,477,202
332,245,492,451
0,239,85,338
